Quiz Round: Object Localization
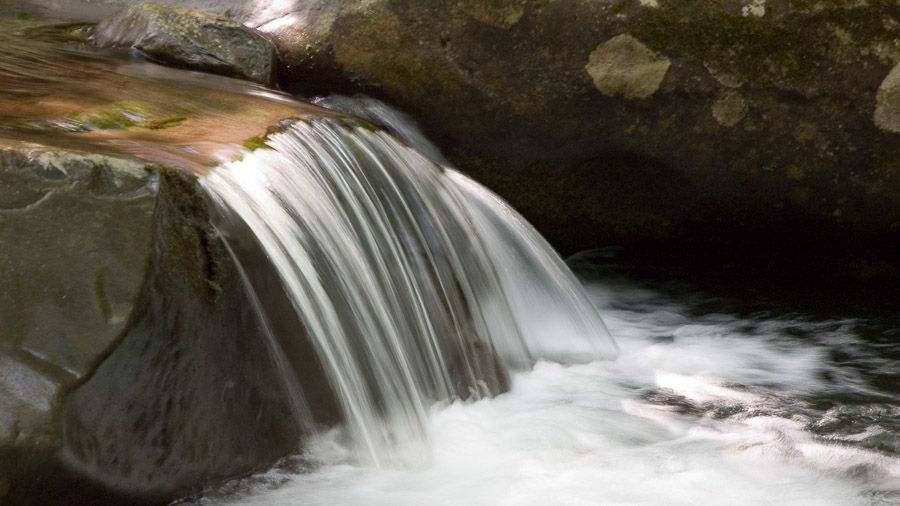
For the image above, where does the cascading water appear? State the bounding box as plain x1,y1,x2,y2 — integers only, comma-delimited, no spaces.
197,113,900,506
201,117,617,468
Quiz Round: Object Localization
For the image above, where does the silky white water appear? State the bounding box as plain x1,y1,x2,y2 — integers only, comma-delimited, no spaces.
190,275,900,506
201,117,616,469
194,112,900,505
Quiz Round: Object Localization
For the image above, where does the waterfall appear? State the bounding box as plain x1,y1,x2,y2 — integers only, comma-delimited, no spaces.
201,117,617,468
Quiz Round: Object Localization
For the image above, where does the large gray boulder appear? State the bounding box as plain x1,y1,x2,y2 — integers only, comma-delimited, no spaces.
0,140,311,504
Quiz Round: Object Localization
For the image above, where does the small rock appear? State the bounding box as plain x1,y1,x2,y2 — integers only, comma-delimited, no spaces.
92,2,276,86
712,90,749,127
585,34,670,99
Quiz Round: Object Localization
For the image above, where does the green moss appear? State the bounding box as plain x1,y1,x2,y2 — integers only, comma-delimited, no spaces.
143,117,187,130
51,102,187,133
63,23,93,44
242,136,273,151
67,111,138,132
626,1,897,91
206,279,223,295
18,22,94,45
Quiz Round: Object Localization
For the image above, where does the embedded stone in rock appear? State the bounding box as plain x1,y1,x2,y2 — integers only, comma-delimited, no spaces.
91,2,276,86
585,34,670,100
712,91,749,127
875,62,900,134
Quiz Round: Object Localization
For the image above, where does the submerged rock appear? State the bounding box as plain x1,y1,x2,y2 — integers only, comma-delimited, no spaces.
91,2,276,85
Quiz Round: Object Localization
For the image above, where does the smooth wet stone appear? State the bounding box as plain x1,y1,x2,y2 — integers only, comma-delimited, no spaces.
60,168,303,501
0,143,157,379
0,140,309,504
92,2,276,85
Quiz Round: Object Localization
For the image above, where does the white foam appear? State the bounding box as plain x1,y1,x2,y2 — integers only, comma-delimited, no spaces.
212,280,899,506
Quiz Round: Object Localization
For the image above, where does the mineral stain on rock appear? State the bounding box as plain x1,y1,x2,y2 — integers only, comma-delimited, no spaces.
585,34,670,99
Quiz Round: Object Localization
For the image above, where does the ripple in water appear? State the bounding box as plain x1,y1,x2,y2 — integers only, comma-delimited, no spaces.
183,273,900,506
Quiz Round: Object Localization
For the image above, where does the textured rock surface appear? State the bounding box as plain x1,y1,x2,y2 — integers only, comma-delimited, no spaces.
0,141,312,505
59,167,305,501
0,140,157,458
91,2,276,85
235,0,900,264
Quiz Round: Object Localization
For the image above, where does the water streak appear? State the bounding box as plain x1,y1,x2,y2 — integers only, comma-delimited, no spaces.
202,117,616,466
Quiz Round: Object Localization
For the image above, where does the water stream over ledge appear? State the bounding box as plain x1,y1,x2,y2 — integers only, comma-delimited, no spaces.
201,117,616,468
0,12,898,506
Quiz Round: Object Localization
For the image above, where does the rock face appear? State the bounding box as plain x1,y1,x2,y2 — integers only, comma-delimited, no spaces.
233,0,900,263
0,141,311,504
0,141,157,465
91,2,276,85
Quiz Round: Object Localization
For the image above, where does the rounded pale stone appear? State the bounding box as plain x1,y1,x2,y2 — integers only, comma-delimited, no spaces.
585,34,670,100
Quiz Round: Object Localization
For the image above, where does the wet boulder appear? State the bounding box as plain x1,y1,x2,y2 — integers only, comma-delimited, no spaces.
58,166,307,502
0,140,157,458
0,140,308,504
91,2,276,85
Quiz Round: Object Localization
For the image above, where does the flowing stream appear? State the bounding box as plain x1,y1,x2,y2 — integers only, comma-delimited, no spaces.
188,269,900,506
0,16,898,505
193,103,900,505
201,116,617,469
